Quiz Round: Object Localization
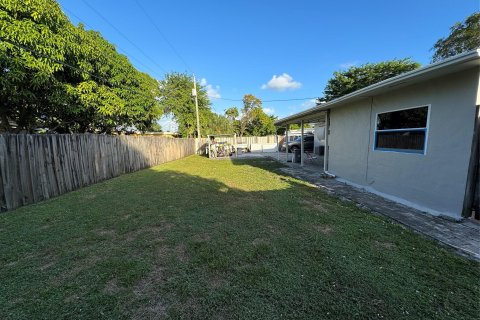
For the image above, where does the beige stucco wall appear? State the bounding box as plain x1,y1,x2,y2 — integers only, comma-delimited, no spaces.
328,68,480,218
328,99,371,185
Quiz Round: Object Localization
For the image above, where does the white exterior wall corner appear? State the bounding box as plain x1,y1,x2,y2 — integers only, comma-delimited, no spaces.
328,68,480,218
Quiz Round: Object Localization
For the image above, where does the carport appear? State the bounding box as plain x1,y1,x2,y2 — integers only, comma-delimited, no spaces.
275,109,327,169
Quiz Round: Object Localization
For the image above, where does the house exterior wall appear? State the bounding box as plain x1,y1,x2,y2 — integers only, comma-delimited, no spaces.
328,99,371,185
328,68,480,218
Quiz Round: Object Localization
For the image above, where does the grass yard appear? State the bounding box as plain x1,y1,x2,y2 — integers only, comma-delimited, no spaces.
0,155,479,319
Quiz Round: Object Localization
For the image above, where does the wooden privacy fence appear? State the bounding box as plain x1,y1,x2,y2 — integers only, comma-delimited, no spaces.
0,134,196,212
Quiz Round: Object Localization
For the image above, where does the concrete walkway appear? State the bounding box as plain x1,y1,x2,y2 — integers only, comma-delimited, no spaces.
274,159,480,261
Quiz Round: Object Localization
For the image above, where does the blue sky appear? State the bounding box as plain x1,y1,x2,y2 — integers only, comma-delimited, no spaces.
58,0,478,130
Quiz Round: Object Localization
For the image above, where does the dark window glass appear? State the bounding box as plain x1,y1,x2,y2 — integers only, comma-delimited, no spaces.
375,106,428,153
377,106,428,130
375,130,426,151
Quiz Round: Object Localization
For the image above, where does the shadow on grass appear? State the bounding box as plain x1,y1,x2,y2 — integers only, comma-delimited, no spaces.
0,156,479,319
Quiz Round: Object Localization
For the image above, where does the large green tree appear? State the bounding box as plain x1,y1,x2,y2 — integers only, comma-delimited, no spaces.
205,112,233,135
247,107,276,136
232,94,275,137
432,12,480,63
238,94,260,137
157,73,240,137
320,59,420,102
158,72,211,137
0,0,162,133
0,0,72,131
60,27,162,133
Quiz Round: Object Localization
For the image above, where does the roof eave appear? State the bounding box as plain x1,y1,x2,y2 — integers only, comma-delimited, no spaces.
275,49,480,126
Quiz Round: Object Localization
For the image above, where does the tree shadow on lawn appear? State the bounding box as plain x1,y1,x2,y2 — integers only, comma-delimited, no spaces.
0,159,479,320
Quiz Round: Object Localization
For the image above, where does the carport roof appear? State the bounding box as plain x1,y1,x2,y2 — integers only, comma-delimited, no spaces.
275,49,480,126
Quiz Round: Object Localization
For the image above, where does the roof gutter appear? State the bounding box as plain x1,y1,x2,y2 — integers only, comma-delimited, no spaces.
275,49,480,126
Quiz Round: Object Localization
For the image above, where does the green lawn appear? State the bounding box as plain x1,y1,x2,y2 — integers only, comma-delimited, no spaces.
0,155,478,319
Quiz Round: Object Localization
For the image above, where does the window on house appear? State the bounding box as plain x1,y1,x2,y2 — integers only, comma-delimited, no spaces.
374,106,429,154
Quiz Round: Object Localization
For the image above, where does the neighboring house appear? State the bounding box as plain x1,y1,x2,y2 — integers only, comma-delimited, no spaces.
275,50,480,220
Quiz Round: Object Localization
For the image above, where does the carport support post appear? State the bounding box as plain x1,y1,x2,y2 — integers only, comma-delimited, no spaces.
276,134,280,161
285,124,289,162
234,133,238,158
300,120,304,166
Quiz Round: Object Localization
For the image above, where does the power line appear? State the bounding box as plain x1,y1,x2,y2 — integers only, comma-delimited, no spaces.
61,5,164,79
4,34,318,119
217,97,318,103
134,0,191,72
7,1,318,107
62,2,313,105
79,0,168,73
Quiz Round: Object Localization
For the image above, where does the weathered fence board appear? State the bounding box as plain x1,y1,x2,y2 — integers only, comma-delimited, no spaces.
0,134,196,212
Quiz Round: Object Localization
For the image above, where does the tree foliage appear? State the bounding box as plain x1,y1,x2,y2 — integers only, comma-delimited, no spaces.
158,72,217,137
225,107,239,122
205,112,233,135
227,94,275,137
158,73,205,137
321,59,420,102
146,121,162,132
158,73,255,137
432,12,480,63
238,94,261,137
247,107,276,136
0,0,162,133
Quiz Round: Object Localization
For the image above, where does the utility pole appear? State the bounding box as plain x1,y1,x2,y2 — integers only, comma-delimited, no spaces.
192,74,201,139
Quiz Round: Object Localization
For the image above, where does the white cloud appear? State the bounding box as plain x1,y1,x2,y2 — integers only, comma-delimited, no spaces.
261,73,302,91
339,61,359,69
200,78,221,99
263,107,275,115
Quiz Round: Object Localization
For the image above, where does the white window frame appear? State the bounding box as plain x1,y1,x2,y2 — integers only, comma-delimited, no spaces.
373,104,431,155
